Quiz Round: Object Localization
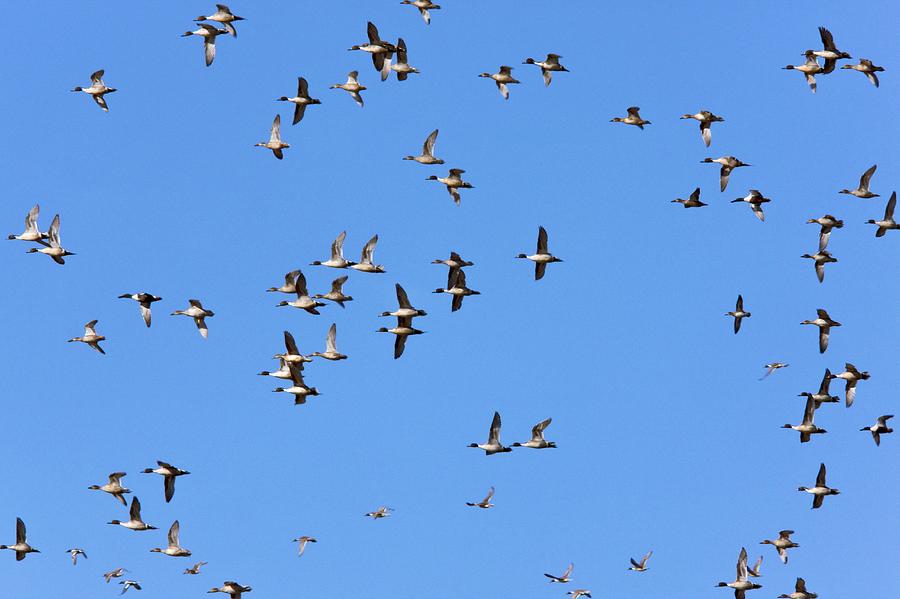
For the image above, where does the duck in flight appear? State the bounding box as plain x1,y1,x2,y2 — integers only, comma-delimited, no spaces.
672,187,706,208
798,368,839,407
628,550,652,572
610,106,651,129
861,415,893,446
702,156,750,192
67,548,87,565
731,190,770,221
8,204,49,242
545,563,574,583
267,270,301,294
466,486,495,508
314,276,353,308
778,577,817,599
195,4,244,37
376,316,425,359
171,299,215,338
68,320,106,354
72,69,117,111
381,283,428,319
782,396,827,443
866,191,898,237
365,506,393,519
151,520,192,557
310,323,347,361
809,27,851,73
26,214,74,264
681,110,724,147
403,129,444,165
433,267,480,312
522,53,569,86
806,214,843,251
478,66,520,99
208,581,253,598
276,271,325,315
0,518,39,561
401,0,440,24
272,363,320,404
800,249,837,283
276,77,321,125
841,58,885,87
427,169,474,205
118,293,162,327
142,461,190,503
274,330,313,367
292,536,317,557
516,226,563,280
331,71,366,107
798,463,839,509
726,295,750,334
88,471,131,505
783,51,823,93
311,231,354,269
349,235,385,273
348,22,397,81
390,38,420,81
108,497,156,531
184,561,208,575
254,114,289,160
716,547,762,599
760,362,789,380
800,309,840,353
829,363,870,407
839,164,879,198
181,24,228,67
119,580,142,594
468,411,512,455
512,418,556,448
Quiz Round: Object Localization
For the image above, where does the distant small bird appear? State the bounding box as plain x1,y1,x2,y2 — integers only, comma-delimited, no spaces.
118,293,162,327
276,77,321,125
522,53,569,86
68,320,106,354
267,270,301,294
272,363,320,404
829,363,870,407
314,276,353,308
432,251,473,270
702,156,750,192
119,580,142,594
516,226,563,280
800,250,837,283
746,555,763,578
567,590,592,599
391,38,420,80
672,187,707,208
426,169,474,206
401,0,441,25
208,581,253,598
66,548,87,565
478,66,520,100
798,368,839,406
841,58,885,87
311,231,354,269
681,110,724,147
349,235,385,273
72,69,117,111
151,520,191,557
376,316,425,359
839,164,879,198
184,561,208,575
330,71,366,107
274,330,313,367
806,214,843,251
381,283,428,319
512,417,556,448
108,497,156,531
866,191,898,237
716,547,762,597
610,106,651,129
348,22,397,81
466,486,495,508
89,471,131,505
365,506,392,519
782,396,827,443
800,309,840,354
195,4,244,37
276,271,325,315
731,190,770,222
292,536,317,557
433,268,480,312
861,415,893,446
760,363,789,380
104,568,127,583
142,461,190,503
181,24,228,67
798,463,839,509
778,577,817,599
404,129,444,165
8,204,49,242
0,518,38,561
468,411,512,455
254,114,289,160
545,563,574,583
783,51,823,93
726,295,750,334
171,299,215,338
310,323,347,361
809,27,851,73
628,550,652,572
26,214,74,264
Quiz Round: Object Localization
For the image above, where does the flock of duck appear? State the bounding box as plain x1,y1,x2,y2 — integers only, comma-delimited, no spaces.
3,5,894,598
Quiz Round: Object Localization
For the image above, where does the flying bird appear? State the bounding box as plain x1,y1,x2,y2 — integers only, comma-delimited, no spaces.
468,411,512,455
798,463,839,509
72,69,116,111
142,461,190,503
254,114,290,160
726,295,750,334
118,293,162,327
516,226,563,280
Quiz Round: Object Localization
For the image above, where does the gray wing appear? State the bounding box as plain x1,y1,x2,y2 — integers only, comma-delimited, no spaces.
423,129,439,156
537,226,549,253
815,463,827,487
860,164,877,189
488,411,502,444
396,283,413,309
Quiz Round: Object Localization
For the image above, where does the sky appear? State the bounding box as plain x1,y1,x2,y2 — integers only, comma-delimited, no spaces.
0,1,898,597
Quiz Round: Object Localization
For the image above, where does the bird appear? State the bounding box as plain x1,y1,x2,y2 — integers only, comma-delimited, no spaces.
725,295,750,334
330,71,366,107
611,106,651,129
348,22,397,81
798,368,840,407
254,114,289,160
171,299,215,338
522,53,569,86
782,396,827,443
433,268,480,312
208,581,253,597
783,51,823,93
349,235,385,273
759,363,789,380
545,563,574,583
466,486,495,508
567,591,592,598
0,518,39,561
746,556,763,578
266,270,301,294
88,472,131,505
274,330,313,367
798,463,839,509
119,580,142,594
731,190,770,221
365,506,392,519
104,568,127,583
512,418,556,448
426,169,474,206
516,226,563,280
468,411,512,455
830,363,870,407
810,26,851,73
26,214,74,264
800,250,837,283
778,578,818,599
258,358,291,380
380,283,428,319
478,66,520,99
181,24,228,67
390,38,419,80
403,129,444,164
68,320,106,354
118,293,162,327
7,204,48,242
276,77,321,125
681,110,724,146
672,187,707,208
311,231,354,269
72,69,116,111
841,58,885,87
376,316,425,359
800,309,840,353
861,415,893,446
141,461,190,503
716,547,762,598
839,164,879,198
292,536,317,557
150,520,192,557
272,363,320,404
400,0,441,24
314,276,353,308
866,191,898,237
702,156,750,192
195,4,244,37
108,497,157,531
806,214,843,251
276,271,325,315
310,323,347,361
184,561,208,575
432,252,474,270
628,550,653,572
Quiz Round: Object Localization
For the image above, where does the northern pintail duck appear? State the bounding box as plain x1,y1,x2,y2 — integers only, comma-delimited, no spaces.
798,368,839,407
759,362,789,380
783,51,823,93
404,129,444,164
257,357,292,380
800,308,840,354
314,275,353,308
798,463,839,509
0,518,39,561
681,110,724,147
267,270,301,294
171,299,215,338
841,58,885,87
208,581,252,598
746,556,763,578
433,268,480,312
349,234,385,273
427,169,473,206
516,226,562,280
867,191,898,237
726,295,750,334
466,486,495,508
782,396,826,443
806,214,843,251
68,320,106,354
104,568,127,583
381,283,427,319
778,577,817,599
196,4,244,37
365,506,393,519
391,38,419,80
181,24,228,67
311,231,353,269
108,497,157,531
276,77,321,125
119,580,142,594
512,417,556,448
142,461,190,503
8,204,48,242
545,563,574,583
468,411,512,455
26,213,74,264
311,323,347,360
118,293,162,327
67,548,87,565
800,250,837,283
478,66,520,100
628,550,652,572
330,71,366,107
89,471,131,505
274,330,313,366
276,270,325,314
810,27,851,73
254,114,289,159
861,415,893,446
72,69,116,111
731,189,770,221
151,520,191,557
672,187,707,208
292,536,317,557
567,590,592,598
432,251,473,269
184,561,208,574
829,363,869,407
716,547,762,598
401,0,440,24
272,363,320,404
610,106,651,129
523,53,569,86
839,164,879,198
702,156,750,192
349,22,397,81
376,315,425,359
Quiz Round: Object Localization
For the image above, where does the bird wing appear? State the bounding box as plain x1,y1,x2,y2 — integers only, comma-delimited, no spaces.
815,463,827,487
537,226,549,253
860,164,877,189
361,235,378,263
269,114,282,144
331,276,347,294
332,231,347,259
884,191,896,220
90,69,105,84
396,283,413,309
326,323,338,352
15,518,25,544
488,411,502,444
297,76,309,98
165,476,176,502
294,271,309,297
84,320,99,336
168,520,180,547
284,330,301,356
532,417,552,440
130,497,142,521
393,334,407,359
423,129,439,156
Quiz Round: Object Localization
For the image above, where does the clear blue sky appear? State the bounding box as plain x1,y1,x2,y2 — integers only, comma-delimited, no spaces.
1,1,898,597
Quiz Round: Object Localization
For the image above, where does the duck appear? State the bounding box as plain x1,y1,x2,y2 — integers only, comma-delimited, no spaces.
468,411,512,455
523,53,569,86
141,461,190,503
801,309,840,354
349,235,385,273
567,591,592,599
208,581,252,598
68,320,106,354
119,580,142,594
390,38,419,80
276,77,321,125
376,315,425,359
427,169,474,206
810,27,851,73
151,521,191,557
257,357,292,380
266,270,301,294
746,556,763,578
725,295,750,334
292,536,317,557
433,268,480,312
759,363,789,380
800,250,837,283
861,415,893,446
545,563,574,583
184,561,208,575
401,0,440,24
381,283,427,319
829,363,870,407
806,214,843,251
274,330,313,366
276,271,325,315
782,397,826,443
466,486,495,508
512,417,556,448
72,69,116,111
311,232,354,269
181,24,228,67
310,323,347,361
841,58,885,87
628,550,652,572
314,276,353,308
104,568,127,583
783,51,823,93
108,497,157,531
365,506,392,519
118,293,162,327
839,164,879,198
672,187,707,208
171,299,215,338
0,518,39,561
681,110,724,147
716,547,762,598
403,129,444,164
798,368,840,407
7,204,48,242
348,21,397,80
478,66,520,99
272,363,320,404
798,463,839,509
778,577,817,599
432,252,473,270
731,190,770,221
867,191,898,237
26,214,74,264
195,4,244,37
516,226,563,280
611,106,651,129
702,156,750,192
254,114,289,160
88,472,131,505
330,71,366,107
